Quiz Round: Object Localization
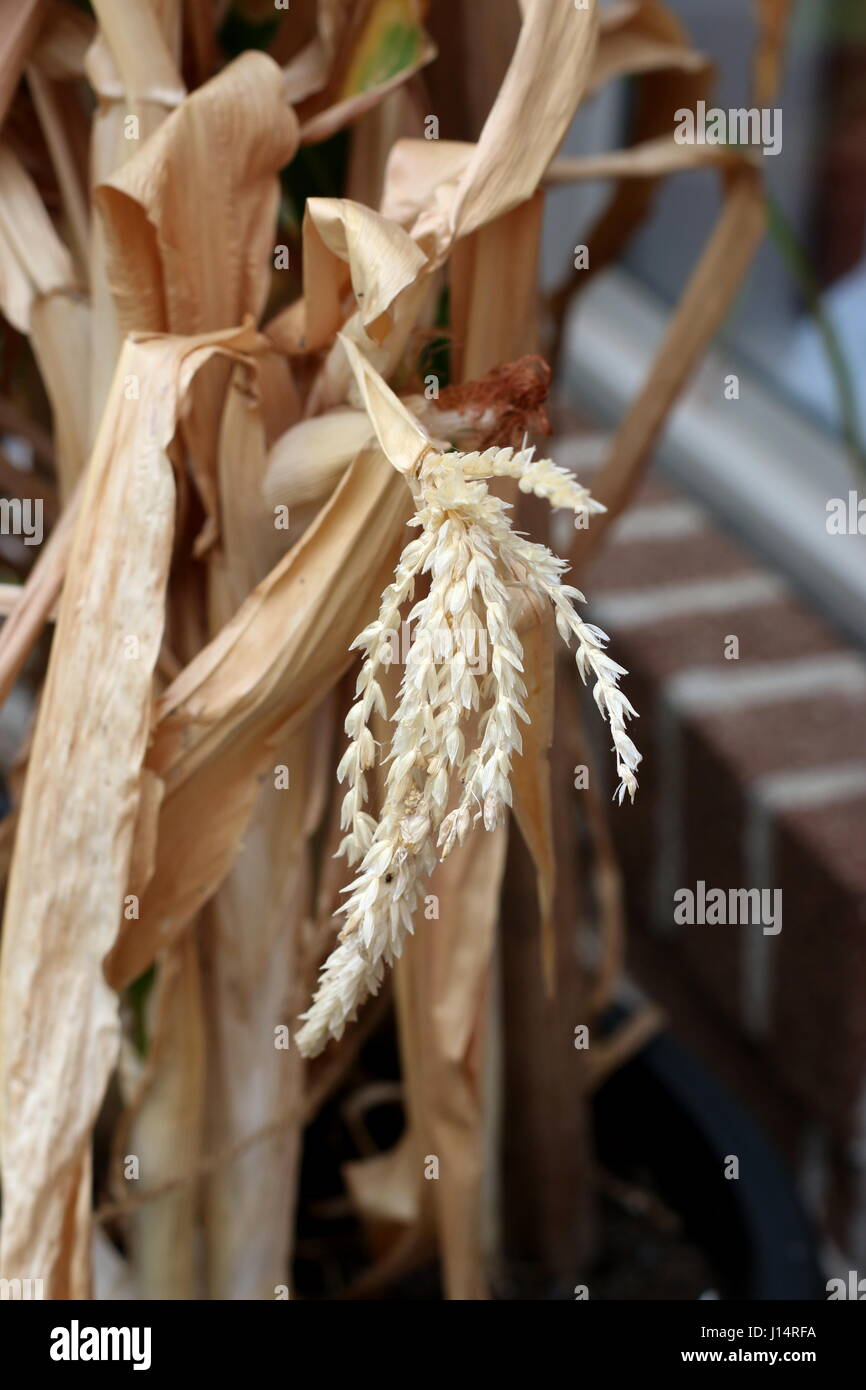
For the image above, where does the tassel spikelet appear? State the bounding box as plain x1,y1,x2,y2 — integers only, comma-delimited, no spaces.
295,443,640,1057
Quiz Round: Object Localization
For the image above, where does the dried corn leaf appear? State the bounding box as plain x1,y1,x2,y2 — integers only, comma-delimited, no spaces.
200,364,325,1299
123,933,206,1300
30,0,94,79
0,0,44,128
95,49,299,549
96,52,297,338
0,145,89,497
411,0,599,259
753,0,793,106
304,196,427,350
0,322,262,1297
572,163,764,563
0,144,78,329
107,442,412,989
27,63,91,276
547,0,712,348
0,488,77,708
263,407,373,514
380,139,473,231
393,821,508,1299
589,0,707,96
89,0,183,108
85,5,185,430
281,0,356,103
201,720,323,1298
546,135,752,185
449,190,544,383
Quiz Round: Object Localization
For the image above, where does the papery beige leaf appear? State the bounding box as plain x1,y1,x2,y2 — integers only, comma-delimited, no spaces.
281,0,355,104
572,164,765,563
393,821,508,1300
0,145,77,330
30,0,94,79
338,330,431,470
588,0,707,96
199,363,325,1300
263,407,373,514
379,139,473,231
410,0,600,259
0,0,44,128
0,488,77,708
209,359,284,614
123,933,206,1300
201,719,326,1299
89,0,183,107
0,322,263,1297
106,442,412,990
85,2,184,432
546,0,712,356
753,0,793,106
27,64,90,276
265,195,429,399
546,134,752,185
303,197,427,349
96,51,297,338
0,145,89,496
95,49,299,549
449,190,544,383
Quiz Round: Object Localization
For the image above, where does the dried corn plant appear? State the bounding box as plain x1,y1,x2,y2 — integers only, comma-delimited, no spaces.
0,0,783,1300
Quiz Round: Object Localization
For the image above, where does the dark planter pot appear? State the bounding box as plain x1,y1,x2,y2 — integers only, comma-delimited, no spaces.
593,1004,826,1301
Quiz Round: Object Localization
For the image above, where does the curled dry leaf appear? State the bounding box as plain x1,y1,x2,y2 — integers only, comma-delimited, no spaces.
0,323,263,1297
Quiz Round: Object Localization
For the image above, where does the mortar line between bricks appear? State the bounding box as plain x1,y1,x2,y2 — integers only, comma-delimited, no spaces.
752,762,866,809
651,671,866,952
608,500,706,546
592,572,787,629
667,652,866,710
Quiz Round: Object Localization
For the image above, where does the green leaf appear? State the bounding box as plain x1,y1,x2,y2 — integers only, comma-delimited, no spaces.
354,22,420,93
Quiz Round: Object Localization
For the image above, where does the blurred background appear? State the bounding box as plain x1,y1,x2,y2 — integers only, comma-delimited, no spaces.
547,0,866,1297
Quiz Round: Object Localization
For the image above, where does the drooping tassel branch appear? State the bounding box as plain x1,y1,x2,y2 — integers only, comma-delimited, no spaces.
295,441,640,1057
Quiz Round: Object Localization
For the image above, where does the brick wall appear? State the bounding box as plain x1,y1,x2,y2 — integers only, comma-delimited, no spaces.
569,449,866,1261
